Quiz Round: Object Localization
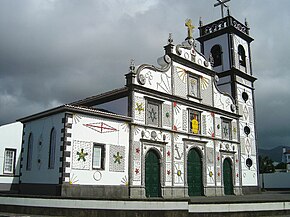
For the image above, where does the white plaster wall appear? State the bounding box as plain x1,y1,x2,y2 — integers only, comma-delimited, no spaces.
69,113,129,186
203,34,230,72
0,122,23,184
132,92,146,125
21,113,65,184
173,62,213,104
134,65,172,94
236,83,258,186
213,84,235,113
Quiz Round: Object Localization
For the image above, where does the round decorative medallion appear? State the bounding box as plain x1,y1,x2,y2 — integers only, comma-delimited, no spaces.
209,171,213,177
246,158,253,169
151,131,157,139
177,170,182,176
242,91,249,102
204,60,209,67
137,74,146,85
93,171,102,181
225,143,230,150
244,126,250,136
215,75,219,82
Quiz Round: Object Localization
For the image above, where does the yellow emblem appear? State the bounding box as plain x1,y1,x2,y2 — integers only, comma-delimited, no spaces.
191,114,199,134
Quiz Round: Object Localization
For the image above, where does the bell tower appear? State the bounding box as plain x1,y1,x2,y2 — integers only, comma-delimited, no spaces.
197,0,259,193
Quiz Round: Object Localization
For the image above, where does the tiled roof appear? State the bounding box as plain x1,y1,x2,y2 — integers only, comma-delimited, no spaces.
64,104,131,120
18,104,131,123
70,87,129,106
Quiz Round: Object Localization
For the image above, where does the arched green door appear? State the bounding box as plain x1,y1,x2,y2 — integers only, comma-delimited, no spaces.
145,150,161,197
223,158,234,195
187,148,204,196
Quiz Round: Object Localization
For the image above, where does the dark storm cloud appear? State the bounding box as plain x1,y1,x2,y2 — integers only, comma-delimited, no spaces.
0,0,289,149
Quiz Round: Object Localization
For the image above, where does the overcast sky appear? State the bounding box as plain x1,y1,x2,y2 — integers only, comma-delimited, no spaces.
0,0,289,150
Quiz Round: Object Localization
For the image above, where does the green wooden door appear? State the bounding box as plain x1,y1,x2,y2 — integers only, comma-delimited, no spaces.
187,149,204,196
223,158,234,195
145,150,161,197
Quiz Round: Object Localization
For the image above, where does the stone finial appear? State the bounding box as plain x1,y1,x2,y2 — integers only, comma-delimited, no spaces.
227,6,230,16
129,59,135,73
245,18,249,27
168,33,173,44
199,17,203,27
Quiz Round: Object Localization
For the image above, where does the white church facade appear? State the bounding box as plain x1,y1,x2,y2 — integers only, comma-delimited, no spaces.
2,12,258,198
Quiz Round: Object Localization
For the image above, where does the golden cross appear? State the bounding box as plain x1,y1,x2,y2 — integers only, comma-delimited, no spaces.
185,19,195,39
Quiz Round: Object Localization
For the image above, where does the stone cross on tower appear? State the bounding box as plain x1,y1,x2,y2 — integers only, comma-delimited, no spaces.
214,0,230,18
185,19,195,39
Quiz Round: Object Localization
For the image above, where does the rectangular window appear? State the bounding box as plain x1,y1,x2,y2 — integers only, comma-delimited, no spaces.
188,75,200,98
26,133,33,170
189,110,201,134
93,144,105,170
4,149,16,174
146,99,161,127
48,128,56,169
221,119,231,140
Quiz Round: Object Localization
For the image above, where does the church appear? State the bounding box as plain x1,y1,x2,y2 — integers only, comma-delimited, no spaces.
16,2,258,198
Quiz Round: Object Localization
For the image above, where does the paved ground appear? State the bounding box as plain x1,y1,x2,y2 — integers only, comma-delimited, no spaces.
190,190,290,204
0,191,289,216
0,214,63,217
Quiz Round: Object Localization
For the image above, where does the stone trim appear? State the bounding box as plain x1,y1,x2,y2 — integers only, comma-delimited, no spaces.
59,113,73,185
19,124,26,185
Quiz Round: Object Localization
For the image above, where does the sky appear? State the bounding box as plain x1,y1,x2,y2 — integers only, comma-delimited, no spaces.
0,0,289,150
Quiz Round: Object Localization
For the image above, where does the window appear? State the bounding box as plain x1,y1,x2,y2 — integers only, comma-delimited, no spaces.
238,45,246,67
26,133,33,170
221,119,231,140
93,144,105,169
211,45,222,67
3,149,16,174
189,110,201,134
146,100,161,127
48,128,56,169
188,75,200,98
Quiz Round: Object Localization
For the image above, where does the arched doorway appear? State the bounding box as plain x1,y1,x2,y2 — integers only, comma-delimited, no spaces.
145,149,161,197
223,158,234,195
187,148,204,196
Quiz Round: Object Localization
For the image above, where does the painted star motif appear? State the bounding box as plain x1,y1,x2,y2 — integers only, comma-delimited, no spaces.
135,102,144,115
77,149,88,162
135,168,139,174
113,152,123,164
136,148,140,154
167,170,171,175
223,125,228,137
167,151,171,157
148,107,157,122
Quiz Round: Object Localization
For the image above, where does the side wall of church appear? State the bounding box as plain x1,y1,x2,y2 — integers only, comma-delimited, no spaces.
19,112,65,195
61,112,130,198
